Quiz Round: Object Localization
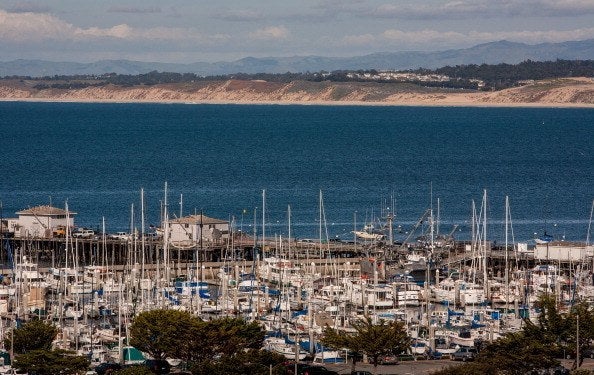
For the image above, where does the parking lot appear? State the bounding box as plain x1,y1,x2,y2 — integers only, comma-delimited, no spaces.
319,357,594,375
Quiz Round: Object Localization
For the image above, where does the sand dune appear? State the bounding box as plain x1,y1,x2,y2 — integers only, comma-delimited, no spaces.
1,77,594,107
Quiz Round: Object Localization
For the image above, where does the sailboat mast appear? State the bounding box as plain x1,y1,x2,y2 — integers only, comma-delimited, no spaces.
130,203,135,265
140,188,145,283
319,190,323,258
586,200,594,246
505,195,510,313
288,205,292,259
483,189,488,296
163,182,170,286
262,189,266,252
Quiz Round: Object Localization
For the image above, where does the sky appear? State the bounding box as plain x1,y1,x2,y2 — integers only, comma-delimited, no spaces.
1,0,594,63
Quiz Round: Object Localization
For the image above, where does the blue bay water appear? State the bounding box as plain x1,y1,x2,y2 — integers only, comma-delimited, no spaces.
0,101,592,243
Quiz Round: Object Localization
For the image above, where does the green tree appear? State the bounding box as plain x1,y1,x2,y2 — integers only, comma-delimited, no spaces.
565,301,594,369
129,310,268,370
432,294,577,375
321,316,410,373
190,349,286,375
4,319,58,354
475,330,560,375
194,317,266,362
13,348,89,375
129,309,197,361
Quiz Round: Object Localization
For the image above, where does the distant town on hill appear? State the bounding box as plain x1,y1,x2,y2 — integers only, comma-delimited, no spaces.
5,59,594,91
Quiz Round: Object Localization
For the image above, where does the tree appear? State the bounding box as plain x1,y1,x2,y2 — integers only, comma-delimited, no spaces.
474,331,560,375
129,310,268,370
432,294,581,375
194,317,266,362
321,316,410,373
564,300,594,369
4,319,58,354
129,309,197,361
190,349,286,375
13,349,89,375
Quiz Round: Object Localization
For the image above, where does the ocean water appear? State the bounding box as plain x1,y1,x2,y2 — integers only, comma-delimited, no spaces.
0,101,592,243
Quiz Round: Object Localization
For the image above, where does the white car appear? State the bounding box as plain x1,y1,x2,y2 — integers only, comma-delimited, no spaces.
72,229,95,238
109,231,130,241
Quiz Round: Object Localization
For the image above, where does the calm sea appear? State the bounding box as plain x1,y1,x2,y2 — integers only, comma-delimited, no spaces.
0,101,592,243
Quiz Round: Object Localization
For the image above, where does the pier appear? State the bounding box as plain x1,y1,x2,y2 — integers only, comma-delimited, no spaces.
1,236,591,281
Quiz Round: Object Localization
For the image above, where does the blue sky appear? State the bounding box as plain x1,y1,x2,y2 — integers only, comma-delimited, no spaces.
1,0,594,63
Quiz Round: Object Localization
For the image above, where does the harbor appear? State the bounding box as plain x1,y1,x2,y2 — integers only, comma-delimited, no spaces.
0,102,593,373
0,198,593,372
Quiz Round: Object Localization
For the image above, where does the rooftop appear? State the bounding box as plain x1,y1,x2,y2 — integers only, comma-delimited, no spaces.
16,205,76,216
169,214,227,225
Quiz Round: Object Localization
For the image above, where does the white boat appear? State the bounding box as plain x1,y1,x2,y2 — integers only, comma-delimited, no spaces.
431,278,486,305
446,329,475,347
313,349,345,364
77,344,111,367
352,221,385,241
410,340,428,355
263,337,307,360
345,281,394,310
392,282,421,307
257,257,319,287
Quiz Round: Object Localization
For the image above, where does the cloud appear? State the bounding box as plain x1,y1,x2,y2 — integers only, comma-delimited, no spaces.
0,9,228,44
0,9,74,42
214,9,263,22
365,0,594,20
249,26,289,40
107,6,162,14
379,27,594,46
341,34,376,46
6,1,50,13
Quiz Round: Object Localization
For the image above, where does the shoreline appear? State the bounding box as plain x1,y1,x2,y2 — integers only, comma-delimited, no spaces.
2,96,594,109
2,76,594,108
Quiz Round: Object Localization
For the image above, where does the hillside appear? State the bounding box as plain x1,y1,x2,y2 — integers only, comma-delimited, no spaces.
1,78,593,107
2,39,594,77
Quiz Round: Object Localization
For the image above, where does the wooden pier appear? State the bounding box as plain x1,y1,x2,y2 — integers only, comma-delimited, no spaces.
0,236,589,279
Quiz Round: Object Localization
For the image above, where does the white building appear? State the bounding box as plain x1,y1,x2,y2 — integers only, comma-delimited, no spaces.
167,214,229,247
534,242,594,262
13,205,76,238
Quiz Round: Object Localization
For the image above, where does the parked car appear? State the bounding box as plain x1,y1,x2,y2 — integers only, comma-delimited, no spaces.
109,231,131,241
73,229,95,238
562,346,594,359
94,362,122,375
377,354,399,365
427,349,444,360
583,347,594,359
284,362,314,375
451,347,477,362
144,359,171,374
302,366,339,375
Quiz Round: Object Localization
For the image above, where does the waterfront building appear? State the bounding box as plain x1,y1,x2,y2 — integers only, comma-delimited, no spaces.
167,213,229,247
12,205,76,238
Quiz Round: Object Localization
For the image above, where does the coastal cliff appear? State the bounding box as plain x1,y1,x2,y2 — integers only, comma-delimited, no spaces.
1,77,594,107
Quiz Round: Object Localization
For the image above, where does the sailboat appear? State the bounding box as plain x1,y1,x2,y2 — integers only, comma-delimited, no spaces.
353,227,385,241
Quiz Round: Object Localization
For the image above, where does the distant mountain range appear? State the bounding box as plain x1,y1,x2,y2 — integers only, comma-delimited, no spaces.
3,39,594,77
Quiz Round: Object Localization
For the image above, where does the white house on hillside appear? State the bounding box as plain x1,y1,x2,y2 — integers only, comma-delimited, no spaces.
14,205,76,238
167,214,229,247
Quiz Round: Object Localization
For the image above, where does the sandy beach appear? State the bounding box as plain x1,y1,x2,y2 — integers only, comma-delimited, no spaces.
1,77,594,108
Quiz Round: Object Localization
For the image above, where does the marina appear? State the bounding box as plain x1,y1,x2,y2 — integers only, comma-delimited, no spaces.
0,200,592,371
0,102,593,372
